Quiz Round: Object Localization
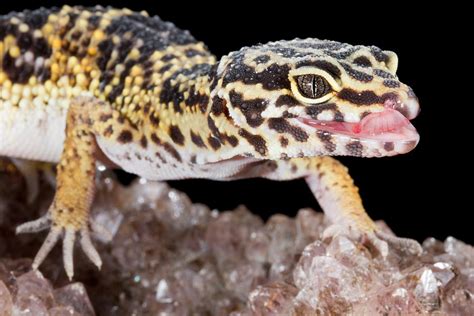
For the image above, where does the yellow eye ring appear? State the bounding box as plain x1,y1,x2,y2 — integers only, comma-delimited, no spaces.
289,67,341,104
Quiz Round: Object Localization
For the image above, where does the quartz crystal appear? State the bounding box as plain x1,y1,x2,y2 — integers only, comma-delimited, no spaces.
0,164,472,315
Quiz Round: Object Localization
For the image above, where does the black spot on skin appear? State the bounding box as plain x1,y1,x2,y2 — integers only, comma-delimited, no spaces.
97,39,114,71
223,134,239,147
0,21,18,42
159,78,185,114
99,114,113,122
159,64,173,74
384,142,394,151
268,118,309,142
296,60,341,78
316,131,336,152
334,112,344,122
118,130,133,143
190,155,197,164
306,103,338,119
71,30,82,41
222,53,291,90
185,48,205,58
208,64,219,91
163,142,182,162
275,95,300,107
346,141,363,156
88,14,102,30
103,125,114,137
185,85,209,113
190,131,206,148
23,7,56,29
291,164,298,173
211,96,229,117
2,52,34,84
33,36,52,59
151,133,161,145
254,55,270,64
370,47,389,63
238,129,267,156
325,47,358,60
18,32,33,52
148,112,160,127
353,56,372,68
155,152,166,163
207,116,222,143
341,63,373,82
280,137,289,147
169,125,185,145
229,90,267,127
161,54,176,62
338,89,381,105
282,111,298,118
383,80,400,88
373,69,395,79
208,136,221,150
265,161,278,172
140,135,148,148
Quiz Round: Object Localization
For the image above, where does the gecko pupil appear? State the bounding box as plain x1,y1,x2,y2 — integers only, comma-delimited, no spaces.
296,74,331,99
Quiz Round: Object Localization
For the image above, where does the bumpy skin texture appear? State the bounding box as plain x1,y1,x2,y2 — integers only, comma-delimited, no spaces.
0,6,421,279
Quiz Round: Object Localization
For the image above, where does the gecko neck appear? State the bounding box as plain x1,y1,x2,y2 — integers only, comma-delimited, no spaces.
130,54,244,163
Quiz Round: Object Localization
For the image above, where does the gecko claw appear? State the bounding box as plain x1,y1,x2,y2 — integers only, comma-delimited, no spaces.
16,216,102,279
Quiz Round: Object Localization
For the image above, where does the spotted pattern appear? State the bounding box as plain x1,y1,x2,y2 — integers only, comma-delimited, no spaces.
1,6,416,168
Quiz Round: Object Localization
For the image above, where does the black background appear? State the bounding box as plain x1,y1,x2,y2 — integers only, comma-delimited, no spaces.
1,2,471,244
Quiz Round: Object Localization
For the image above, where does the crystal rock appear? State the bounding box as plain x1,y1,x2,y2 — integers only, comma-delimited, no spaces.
0,164,472,314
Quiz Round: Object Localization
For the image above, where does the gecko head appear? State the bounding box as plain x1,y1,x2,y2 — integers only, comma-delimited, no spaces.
211,38,420,158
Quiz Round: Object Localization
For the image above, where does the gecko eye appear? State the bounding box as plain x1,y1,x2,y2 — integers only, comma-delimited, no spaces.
295,74,332,99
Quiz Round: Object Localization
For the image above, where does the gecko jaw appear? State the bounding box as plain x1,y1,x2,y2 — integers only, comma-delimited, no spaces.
299,109,419,148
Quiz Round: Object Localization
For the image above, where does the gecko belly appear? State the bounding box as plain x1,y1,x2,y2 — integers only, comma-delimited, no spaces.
0,102,67,163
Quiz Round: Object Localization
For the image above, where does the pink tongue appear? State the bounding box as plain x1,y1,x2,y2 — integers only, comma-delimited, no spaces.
356,109,409,135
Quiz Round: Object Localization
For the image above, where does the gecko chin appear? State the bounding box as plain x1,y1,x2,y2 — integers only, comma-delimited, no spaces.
299,109,420,156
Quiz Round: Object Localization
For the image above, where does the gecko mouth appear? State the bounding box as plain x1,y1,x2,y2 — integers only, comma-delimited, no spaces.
299,109,419,143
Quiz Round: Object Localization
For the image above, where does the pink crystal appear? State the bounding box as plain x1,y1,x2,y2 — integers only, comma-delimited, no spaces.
0,169,473,314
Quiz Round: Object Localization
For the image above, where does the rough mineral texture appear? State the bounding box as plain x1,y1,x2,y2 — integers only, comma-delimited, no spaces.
0,162,473,315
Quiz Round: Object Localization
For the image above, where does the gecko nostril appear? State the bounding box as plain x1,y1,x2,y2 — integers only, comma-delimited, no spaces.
383,94,419,120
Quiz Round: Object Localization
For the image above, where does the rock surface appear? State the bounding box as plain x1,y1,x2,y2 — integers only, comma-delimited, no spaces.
0,162,473,315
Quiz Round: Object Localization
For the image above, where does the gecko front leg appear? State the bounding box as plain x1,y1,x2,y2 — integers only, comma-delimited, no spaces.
260,157,422,257
15,96,125,279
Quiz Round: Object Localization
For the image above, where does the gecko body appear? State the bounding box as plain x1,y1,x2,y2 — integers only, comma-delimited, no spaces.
0,6,421,279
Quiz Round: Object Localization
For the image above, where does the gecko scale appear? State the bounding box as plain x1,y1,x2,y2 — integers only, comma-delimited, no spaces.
0,6,422,279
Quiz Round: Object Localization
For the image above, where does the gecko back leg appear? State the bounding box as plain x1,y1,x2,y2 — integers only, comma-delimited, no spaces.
16,96,134,279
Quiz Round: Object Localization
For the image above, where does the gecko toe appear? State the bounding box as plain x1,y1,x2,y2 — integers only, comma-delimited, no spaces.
31,226,62,271
63,228,76,280
80,225,103,270
375,230,423,256
16,213,51,234
16,214,103,279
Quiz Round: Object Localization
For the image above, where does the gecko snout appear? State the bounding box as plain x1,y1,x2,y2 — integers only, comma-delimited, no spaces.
384,87,420,121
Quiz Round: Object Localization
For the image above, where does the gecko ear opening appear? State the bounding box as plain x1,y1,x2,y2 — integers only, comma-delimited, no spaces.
384,51,399,74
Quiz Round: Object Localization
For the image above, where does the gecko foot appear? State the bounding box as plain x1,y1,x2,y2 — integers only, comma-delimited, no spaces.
322,223,422,258
16,213,103,280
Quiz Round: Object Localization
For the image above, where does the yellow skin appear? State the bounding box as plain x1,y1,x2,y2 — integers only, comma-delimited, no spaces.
0,6,421,279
